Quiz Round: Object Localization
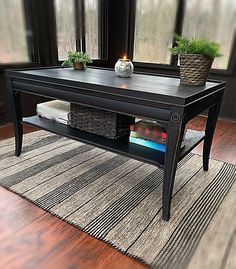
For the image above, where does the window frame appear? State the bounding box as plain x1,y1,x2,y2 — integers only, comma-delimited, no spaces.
128,0,236,75
55,0,108,64
0,0,40,69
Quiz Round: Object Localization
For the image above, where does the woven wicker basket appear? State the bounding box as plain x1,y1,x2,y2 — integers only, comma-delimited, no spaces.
180,54,213,86
70,104,134,139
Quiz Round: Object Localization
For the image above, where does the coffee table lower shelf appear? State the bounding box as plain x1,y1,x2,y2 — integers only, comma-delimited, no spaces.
21,116,205,169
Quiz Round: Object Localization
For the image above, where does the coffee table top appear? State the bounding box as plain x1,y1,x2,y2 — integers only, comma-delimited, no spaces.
7,67,225,106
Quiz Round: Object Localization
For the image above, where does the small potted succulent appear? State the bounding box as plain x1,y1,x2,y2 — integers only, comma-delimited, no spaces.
62,51,93,70
170,35,221,86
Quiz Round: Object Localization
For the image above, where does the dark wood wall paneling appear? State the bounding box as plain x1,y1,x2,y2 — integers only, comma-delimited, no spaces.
0,0,236,125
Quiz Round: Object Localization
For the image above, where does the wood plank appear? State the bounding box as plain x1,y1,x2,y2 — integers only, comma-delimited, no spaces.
187,116,232,145
0,187,45,241
211,123,236,164
0,213,82,269
0,191,146,269
187,117,234,162
0,124,38,140
28,227,146,269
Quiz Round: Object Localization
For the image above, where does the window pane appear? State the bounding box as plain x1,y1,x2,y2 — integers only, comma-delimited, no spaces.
133,0,177,64
55,0,76,60
55,0,100,60
0,0,29,63
182,0,236,69
85,0,100,59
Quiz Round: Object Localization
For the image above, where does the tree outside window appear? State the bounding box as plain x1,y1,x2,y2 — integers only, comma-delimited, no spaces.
55,0,100,61
133,0,177,65
0,0,29,64
133,0,236,70
182,0,236,69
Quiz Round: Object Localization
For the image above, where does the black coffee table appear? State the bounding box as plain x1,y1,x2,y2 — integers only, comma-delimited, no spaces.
6,67,225,221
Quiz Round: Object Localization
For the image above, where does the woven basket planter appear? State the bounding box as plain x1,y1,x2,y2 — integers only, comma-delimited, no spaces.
70,104,134,139
73,62,85,70
180,54,213,86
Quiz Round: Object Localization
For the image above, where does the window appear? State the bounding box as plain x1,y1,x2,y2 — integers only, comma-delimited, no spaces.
85,0,100,59
133,0,178,64
54,0,76,61
0,0,29,64
55,0,101,61
133,0,236,70
182,0,236,69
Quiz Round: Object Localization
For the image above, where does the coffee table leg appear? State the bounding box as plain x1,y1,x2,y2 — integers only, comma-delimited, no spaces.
203,93,223,171
8,88,23,157
162,112,185,221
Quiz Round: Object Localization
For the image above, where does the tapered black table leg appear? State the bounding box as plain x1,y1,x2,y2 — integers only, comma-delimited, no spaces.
162,111,186,221
7,79,23,157
203,93,223,171
12,91,23,156
15,118,23,156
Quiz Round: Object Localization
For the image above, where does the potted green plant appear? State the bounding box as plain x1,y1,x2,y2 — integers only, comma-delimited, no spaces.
62,51,93,70
170,35,221,86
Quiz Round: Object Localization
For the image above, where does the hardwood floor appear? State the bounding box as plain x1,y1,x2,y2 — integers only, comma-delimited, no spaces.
0,117,235,269
187,116,236,164
0,124,38,140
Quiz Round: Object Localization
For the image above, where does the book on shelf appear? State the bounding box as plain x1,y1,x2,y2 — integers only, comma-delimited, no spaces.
129,135,166,152
129,120,186,152
36,100,71,125
130,120,167,144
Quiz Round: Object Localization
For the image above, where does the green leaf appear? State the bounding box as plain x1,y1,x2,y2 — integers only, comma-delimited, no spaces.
63,51,93,65
169,35,221,58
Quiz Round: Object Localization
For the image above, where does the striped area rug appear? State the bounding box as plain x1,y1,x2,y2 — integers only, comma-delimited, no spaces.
0,130,236,269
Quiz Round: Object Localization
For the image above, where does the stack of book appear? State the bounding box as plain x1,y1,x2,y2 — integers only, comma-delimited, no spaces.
37,100,71,125
129,120,185,152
